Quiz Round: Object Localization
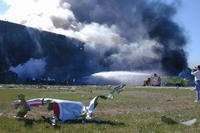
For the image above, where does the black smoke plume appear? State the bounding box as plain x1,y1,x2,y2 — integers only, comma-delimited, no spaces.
66,0,188,75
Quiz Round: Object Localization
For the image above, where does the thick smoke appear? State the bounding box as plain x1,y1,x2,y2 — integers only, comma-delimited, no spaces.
66,0,188,74
0,0,188,82
9,58,46,80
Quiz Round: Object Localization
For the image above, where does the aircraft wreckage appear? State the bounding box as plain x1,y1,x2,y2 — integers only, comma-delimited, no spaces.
14,84,126,126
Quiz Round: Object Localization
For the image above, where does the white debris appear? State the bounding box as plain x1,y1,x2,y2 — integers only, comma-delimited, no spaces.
180,118,197,126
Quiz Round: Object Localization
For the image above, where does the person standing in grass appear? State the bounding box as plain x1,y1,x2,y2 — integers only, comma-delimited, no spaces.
191,65,200,102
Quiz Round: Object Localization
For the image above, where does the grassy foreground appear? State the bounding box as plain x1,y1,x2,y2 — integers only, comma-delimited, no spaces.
0,85,200,133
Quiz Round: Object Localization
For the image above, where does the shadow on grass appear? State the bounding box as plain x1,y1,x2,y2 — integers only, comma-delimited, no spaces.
65,119,125,126
17,118,60,129
17,118,125,128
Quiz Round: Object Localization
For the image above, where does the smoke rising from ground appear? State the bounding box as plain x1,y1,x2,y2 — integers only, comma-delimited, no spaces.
9,58,46,80
0,0,188,82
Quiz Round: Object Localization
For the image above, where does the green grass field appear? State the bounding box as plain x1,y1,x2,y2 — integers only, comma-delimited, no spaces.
0,85,200,133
